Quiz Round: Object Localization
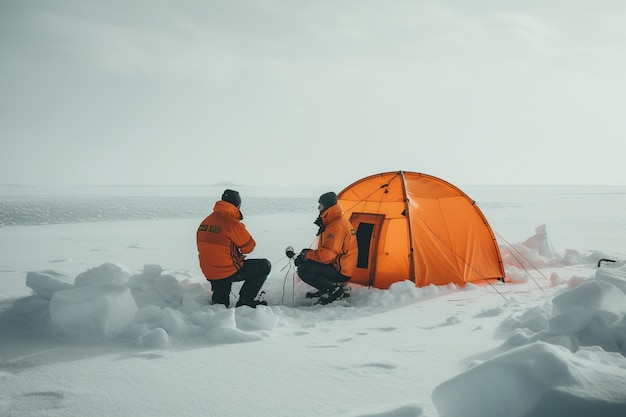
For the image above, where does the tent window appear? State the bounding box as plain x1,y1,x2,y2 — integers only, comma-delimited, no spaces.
356,222,374,268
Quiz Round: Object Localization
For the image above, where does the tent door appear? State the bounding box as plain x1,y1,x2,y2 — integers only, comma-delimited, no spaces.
349,212,384,287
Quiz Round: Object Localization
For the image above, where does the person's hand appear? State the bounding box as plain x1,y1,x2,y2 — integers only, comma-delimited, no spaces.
314,216,323,227
314,216,325,236
294,249,309,266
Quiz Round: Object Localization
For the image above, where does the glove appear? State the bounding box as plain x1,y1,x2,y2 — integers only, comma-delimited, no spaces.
294,249,309,267
314,216,325,236
314,216,323,227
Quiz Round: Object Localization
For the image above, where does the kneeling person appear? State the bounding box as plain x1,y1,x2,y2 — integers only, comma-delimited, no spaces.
295,192,357,305
197,189,271,308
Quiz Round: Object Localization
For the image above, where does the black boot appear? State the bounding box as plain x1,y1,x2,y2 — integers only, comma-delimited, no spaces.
305,289,323,298
236,299,268,308
316,285,344,305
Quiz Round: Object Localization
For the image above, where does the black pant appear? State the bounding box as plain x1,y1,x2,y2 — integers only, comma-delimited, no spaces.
297,261,349,293
209,259,271,307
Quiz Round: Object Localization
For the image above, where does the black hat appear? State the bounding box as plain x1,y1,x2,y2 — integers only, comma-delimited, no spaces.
318,191,338,211
222,189,241,208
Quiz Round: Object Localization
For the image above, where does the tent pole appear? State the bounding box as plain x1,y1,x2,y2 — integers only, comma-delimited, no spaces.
398,170,417,284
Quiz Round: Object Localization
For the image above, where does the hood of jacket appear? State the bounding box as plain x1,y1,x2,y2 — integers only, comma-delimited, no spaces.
320,204,343,224
213,200,243,220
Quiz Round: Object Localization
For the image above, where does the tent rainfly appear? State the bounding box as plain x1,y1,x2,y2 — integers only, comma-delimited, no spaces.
338,171,505,289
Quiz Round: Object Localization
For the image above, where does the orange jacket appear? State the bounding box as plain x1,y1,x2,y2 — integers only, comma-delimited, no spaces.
304,204,358,277
197,201,256,280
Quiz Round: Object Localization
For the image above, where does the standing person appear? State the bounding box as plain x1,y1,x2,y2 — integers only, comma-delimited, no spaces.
197,189,271,308
294,192,358,305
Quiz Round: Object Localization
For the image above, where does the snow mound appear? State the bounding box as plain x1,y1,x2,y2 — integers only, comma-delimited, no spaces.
497,272,626,354
432,341,626,417
21,262,279,346
434,266,626,417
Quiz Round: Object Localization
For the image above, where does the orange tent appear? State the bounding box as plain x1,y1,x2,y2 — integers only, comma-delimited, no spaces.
338,171,505,289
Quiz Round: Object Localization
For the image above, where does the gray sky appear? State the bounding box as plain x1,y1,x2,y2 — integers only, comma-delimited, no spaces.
1,0,625,187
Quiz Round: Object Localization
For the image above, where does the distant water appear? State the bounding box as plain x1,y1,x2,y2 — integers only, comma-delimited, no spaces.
1,184,625,256
0,185,317,226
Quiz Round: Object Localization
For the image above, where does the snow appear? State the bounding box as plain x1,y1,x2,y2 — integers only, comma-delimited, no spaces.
1,186,626,417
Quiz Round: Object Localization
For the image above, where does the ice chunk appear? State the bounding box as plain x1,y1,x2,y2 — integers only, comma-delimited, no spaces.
50,283,137,336
26,271,74,299
74,263,129,287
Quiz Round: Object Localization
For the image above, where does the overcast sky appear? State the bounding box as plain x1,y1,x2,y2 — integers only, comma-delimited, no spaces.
1,0,625,188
